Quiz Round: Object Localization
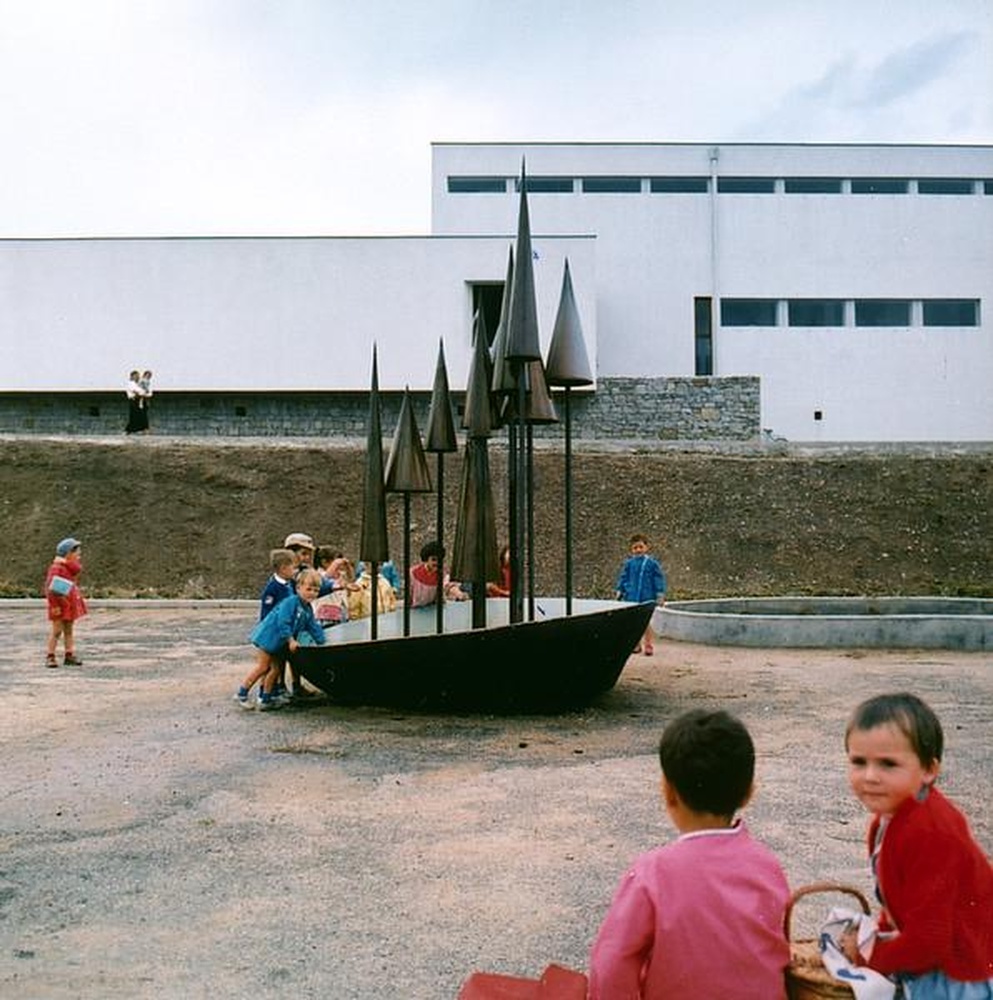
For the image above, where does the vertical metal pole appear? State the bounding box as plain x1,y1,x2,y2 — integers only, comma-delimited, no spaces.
370,560,379,640
435,454,445,635
511,369,527,624
526,423,535,621
564,386,573,615
402,493,412,637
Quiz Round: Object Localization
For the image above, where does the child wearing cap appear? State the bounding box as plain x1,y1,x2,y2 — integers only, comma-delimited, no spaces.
44,537,88,667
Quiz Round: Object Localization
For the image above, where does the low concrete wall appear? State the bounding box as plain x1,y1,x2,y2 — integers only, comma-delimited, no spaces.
659,597,993,650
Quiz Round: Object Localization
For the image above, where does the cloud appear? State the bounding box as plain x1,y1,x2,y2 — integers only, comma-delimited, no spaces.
853,30,976,107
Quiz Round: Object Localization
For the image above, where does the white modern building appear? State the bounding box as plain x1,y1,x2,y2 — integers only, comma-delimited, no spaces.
1,142,990,442
433,143,993,442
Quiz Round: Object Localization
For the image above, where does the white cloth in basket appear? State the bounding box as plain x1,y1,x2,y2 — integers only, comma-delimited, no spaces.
818,906,896,1000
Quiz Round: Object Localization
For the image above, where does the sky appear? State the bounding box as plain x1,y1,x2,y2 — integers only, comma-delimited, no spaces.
1,0,990,238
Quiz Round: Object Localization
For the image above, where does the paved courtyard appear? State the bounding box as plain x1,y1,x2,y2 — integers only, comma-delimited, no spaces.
2,601,990,999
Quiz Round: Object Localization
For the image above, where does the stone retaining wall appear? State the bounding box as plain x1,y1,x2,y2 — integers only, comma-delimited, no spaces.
0,376,760,441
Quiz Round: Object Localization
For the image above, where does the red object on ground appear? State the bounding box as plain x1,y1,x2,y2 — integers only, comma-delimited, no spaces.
457,964,587,1000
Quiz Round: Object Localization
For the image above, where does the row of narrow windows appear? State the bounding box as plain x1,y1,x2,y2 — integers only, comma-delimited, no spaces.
448,176,993,196
720,298,981,328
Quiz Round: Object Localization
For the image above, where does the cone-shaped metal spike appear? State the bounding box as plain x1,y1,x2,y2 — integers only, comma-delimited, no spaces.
546,258,594,387
359,346,390,563
425,339,458,453
462,310,495,438
450,436,499,594
385,387,433,493
490,246,516,396
524,359,558,424
504,160,542,363
500,359,558,425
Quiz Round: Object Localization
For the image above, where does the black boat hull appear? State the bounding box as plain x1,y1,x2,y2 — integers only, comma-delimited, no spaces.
291,598,655,712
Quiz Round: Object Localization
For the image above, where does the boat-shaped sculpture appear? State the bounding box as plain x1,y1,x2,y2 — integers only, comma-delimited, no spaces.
293,165,643,714
292,598,654,712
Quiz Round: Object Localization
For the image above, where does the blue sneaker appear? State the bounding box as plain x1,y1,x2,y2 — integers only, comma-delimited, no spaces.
233,687,253,709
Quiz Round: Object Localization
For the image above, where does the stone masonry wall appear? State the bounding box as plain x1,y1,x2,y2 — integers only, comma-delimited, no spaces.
0,377,760,441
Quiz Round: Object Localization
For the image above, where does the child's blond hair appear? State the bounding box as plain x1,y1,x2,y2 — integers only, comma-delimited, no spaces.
270,548,296,572
295,567,322,590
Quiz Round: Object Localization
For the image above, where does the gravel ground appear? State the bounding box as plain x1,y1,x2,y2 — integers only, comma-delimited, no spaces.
2,602,991,999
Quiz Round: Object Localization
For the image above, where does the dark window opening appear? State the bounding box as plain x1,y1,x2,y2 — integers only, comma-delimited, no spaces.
985,180,993,195
651,176,709,193
923,299,979,326
235,405,248,417
814,410,823,421
917,178,973,195
784,177,842,194
472,283,505,346
717,177,776,194
721,299,778,326
447,176,507,194
855,300,911,326
694,297,713,376
516,176,573,193
788,300,845,326
851,178,908,194
581,176,641,193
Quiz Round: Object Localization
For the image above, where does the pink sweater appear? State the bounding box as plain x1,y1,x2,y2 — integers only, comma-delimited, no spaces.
588,822,790,999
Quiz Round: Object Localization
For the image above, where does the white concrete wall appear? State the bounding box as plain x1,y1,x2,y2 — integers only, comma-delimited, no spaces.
0,235,595,392
432,143,993,441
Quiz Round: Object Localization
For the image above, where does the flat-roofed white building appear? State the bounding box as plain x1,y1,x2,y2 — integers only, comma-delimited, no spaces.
433,142,993,442
1,141,990,442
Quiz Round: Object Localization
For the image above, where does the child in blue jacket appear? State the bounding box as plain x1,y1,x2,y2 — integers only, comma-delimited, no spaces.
615,533,667,656
235,568,325,710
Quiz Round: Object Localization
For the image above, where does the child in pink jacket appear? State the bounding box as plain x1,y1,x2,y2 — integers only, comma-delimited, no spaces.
588,709,790,999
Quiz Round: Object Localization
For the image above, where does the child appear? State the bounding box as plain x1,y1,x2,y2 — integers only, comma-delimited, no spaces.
235,567,325,710
841,693,993,996
234,548,297,707
409,541,468,607
44,537,88,668
259,547,296,618
486,544,512,597
588,709,790,999
615,532,667,655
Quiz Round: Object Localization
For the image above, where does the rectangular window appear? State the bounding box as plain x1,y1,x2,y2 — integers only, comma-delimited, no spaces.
717,177,776,193
784,177,842,194
917,178,974,195
516,176,574,193
721,299,778,326
448,177,507,193
851,178,909,194
922,299,979,326
650,176,709,193
855,300,911,326
985,180,993,195
694,297,713,376
581,176,641,193
471,283,506,346
788,300,845,326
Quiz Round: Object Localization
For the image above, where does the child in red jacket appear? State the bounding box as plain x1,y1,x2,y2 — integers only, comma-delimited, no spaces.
45,537,88,667
842,692,993,997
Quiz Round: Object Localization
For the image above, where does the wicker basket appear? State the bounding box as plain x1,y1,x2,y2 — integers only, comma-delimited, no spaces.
784,882,871,1000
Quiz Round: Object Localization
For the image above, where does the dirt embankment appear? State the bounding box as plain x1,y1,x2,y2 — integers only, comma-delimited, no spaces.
1,437,990,600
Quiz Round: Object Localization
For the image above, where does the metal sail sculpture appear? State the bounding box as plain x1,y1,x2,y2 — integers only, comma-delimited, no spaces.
545,258,594,615
424,340,458,635
451,309,499,629
503,161,543,623
384,387,433,636
359,345,390,639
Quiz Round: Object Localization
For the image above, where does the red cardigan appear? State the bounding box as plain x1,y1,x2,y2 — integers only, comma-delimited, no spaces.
866,785,993,981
